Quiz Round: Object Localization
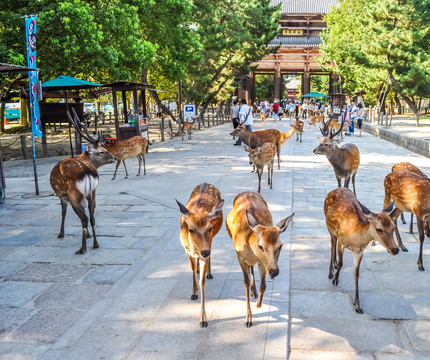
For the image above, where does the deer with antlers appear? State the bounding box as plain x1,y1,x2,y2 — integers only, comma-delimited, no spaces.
176,183,224,327
313,117,360,194
50,110,117,254
391,162,428,234
102,136,147,180
244,137,277,193
226,191,294,327
325,188,398,314
384,170,430,271
230,126,282,169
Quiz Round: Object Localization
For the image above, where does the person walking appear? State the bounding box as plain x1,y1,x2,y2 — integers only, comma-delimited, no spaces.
231,100,240,130
356,103,364,137
272,101,279,122
302,101,308,119
234,99,253,146
348,100,357,135
260,101,268,123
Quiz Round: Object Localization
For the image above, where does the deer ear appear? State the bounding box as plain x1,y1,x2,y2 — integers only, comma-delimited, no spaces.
176,199,189,219
354,202,371,223
243,145,249,152
383,201,395,214
257,146,263,153
245,210,259,232
276,213,294,234
358,201,372,215
209,200,224,220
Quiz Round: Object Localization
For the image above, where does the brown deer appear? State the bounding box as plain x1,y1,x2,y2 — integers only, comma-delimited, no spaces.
103,136,148,180
182,117,196,140
309,114,324,126
244,138,277,193
230,126,282,169
384,170,430,270
50,110,117,254
293,118,304,142
176,183,224,327
226,191,294,327
391,162,428,234
325,188,398,314
313,117,360,195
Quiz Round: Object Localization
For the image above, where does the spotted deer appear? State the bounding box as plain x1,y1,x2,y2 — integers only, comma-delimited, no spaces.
293,117,304,142
313,117,360,194
182,117,196,140
309,114,324,126
176,183,224,327
391,162,428,234
103,136,148,180
244,138,277,193
384,170,430,271
230,126,282,169
325,188,398,314
226,191,294,327
50,110,116,254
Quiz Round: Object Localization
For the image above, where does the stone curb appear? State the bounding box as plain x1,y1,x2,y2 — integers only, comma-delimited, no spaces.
362,122,430,158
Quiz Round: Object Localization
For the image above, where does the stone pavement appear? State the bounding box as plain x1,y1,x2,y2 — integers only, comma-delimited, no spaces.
0,118,430,360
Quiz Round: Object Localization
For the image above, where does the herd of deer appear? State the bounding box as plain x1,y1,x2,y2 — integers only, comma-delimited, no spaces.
49,110,429,327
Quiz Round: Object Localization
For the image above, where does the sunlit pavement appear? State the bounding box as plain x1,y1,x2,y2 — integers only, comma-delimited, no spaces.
1,118,429,359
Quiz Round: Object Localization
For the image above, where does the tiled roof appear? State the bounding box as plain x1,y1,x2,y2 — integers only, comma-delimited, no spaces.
269,36,322,47
270,0,339,14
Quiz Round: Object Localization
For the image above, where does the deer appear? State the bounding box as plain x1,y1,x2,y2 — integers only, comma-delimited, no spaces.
313,117,360,195
244,137,277,193
309,114,324,127
226,191,294,327
176,183,224,328
102,136,148,180
50,110,117,254
391,162,428,234
182,117,196,140
230,126,282,169
325,187,398,314
293,117,304,142
384,170,430,271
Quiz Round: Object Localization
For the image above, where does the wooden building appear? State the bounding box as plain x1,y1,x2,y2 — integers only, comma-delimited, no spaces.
237,0,339,102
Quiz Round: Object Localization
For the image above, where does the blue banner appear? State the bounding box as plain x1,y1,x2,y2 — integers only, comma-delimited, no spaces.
25,16,42,138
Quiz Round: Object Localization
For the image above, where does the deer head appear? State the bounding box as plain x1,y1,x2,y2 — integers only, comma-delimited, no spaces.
313,116,344,155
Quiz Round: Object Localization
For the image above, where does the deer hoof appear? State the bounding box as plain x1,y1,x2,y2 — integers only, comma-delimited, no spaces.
75,248,85,255
206,273,213,280
328,273,333,279
332,279,339,286
124,176,128,179
355,307,364,314
93,242,99,249
244,321,252,328
111,177,115,180
191,294,198,300
57,233,64,238
418,265,425,271
200,321,208,328
401,246,409,252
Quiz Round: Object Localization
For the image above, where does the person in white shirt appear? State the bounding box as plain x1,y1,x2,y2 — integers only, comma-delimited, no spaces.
234,99,253,146
348,100,357,135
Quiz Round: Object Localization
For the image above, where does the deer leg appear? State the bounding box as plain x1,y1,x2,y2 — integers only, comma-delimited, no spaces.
425,220,430,238
270,163,273,189
416,218,425,271
112,160,121,180
409,213,414,233
88,193,98,249
71,203,89,254
300,133,302,143
391,208,408,252
256,262,266,308
351,173,357,195
58,198,68,238
250,266,257,299
277,145,281,169
196,257,200,274
239,260,252,327
136,155,141,176
257,168,263,193
400,213,406,224
206,257,213,279
122,159,129,178
353,251,364,314
333,243,344,286
329,233,337,279
199,258,209,327
336,176,342,188
187,254,198,300
344,176,351,189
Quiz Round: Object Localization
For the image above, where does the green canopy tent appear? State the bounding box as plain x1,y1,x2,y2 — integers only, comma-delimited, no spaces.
302,92,329,98
41,75,100,157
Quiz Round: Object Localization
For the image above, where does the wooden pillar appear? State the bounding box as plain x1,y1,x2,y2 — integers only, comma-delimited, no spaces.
250,72,256,104
302,71,310,96
112,90,120,139
274,71,282,101
122,90,127,123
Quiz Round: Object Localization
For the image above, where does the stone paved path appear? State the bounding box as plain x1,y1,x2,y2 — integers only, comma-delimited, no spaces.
0,119,429,359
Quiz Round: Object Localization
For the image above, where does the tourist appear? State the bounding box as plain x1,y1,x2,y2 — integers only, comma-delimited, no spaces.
272,101,280,122
302,101,308,119
348,100,357,135
234,99,253,146
356,103,365,137
260,101,268,123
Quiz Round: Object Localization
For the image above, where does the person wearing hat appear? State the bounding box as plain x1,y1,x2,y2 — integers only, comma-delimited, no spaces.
234,99,253,146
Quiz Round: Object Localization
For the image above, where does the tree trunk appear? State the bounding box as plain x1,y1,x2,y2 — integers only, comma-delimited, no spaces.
394,93,402,115
197,78,229,122
388,70,420,126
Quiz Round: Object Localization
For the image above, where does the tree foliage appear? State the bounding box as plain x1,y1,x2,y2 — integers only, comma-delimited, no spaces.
319,0,430,123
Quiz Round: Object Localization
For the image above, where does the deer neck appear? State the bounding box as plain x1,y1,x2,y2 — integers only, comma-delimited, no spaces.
325,146,347,172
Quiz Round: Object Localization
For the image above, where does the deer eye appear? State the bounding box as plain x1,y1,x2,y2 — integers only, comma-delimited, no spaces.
189,229,195,234
324,143,329,146
258,245,263,251
208,225,213,232
376,228,383,233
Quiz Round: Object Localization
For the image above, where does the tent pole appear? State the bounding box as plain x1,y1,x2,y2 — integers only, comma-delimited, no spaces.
66,91,74,157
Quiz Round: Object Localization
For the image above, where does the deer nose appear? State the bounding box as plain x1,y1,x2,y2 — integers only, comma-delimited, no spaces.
201,250,211,258
269,269,279,278
392,247,399,255
249,162,253,165
313,149,317,154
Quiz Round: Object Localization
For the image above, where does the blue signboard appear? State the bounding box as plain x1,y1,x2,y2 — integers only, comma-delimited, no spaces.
184,104,196,121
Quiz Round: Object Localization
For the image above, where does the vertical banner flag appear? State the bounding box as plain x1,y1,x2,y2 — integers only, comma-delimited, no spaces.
25,16,42,138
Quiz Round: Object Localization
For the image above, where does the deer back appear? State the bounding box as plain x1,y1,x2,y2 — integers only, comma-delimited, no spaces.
103,136,147,159
392,162,427,178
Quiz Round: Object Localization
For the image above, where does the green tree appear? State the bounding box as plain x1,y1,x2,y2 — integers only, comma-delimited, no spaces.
319,0,430,124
